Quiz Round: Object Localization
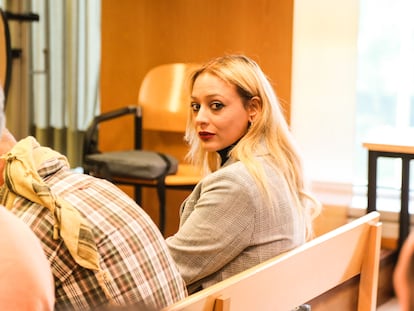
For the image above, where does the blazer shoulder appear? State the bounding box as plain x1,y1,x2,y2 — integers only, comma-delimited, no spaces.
204,161,255,189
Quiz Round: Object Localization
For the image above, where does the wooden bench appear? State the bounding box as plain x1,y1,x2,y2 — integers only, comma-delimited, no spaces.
163,211,382,311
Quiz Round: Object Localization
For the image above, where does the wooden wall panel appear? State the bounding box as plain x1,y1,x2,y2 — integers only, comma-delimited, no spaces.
101,0,294,235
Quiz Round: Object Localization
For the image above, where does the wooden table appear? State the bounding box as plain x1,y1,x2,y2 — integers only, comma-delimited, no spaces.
363,142,414,250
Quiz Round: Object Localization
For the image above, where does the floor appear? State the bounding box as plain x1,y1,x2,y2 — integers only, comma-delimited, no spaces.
377,297,400,310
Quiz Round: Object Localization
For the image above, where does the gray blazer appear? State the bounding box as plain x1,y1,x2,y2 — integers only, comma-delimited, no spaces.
166,156,306,293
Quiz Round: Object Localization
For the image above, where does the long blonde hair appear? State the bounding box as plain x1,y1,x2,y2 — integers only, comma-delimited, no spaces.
185,55,321,238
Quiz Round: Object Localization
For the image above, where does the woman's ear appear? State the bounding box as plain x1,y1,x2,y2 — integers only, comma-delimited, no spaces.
247,96,261,123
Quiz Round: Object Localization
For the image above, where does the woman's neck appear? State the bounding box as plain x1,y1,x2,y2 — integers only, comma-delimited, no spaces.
217,141,239,166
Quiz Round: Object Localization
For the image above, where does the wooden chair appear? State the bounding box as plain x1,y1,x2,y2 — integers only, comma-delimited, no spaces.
83,63,202,234
0,8,12,101
163,211,382,311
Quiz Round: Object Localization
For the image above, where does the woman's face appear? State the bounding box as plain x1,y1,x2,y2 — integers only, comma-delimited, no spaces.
190,73,251,152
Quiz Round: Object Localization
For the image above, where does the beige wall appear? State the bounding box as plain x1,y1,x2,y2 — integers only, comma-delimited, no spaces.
291,0,359,185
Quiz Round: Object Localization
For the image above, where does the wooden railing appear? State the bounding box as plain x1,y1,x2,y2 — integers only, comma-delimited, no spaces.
163,212,382,311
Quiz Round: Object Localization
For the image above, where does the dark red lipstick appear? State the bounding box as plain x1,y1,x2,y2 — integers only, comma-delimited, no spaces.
198,131,215,140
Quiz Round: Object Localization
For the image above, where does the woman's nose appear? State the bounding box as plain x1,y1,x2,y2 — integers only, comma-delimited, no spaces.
194,107,209,124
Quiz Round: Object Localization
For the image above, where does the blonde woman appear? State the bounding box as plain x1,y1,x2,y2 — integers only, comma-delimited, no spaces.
166,54,321,293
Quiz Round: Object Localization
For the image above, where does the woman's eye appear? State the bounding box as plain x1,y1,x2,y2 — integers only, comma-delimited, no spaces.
211,102,224,110
191,103,200,112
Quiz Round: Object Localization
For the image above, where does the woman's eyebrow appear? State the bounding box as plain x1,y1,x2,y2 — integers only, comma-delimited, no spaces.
191,93,223,100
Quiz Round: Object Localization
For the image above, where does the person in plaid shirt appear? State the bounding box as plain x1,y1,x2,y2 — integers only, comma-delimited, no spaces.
0,87,187,311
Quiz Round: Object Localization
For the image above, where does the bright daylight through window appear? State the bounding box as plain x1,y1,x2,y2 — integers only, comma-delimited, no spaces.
354,0,414,212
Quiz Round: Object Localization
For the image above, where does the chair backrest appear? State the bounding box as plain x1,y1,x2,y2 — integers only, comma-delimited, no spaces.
0,8,12,101
138,63,200,133
163,211,382,311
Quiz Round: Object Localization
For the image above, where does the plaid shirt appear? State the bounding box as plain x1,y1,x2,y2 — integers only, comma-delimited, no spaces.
4,152,187,310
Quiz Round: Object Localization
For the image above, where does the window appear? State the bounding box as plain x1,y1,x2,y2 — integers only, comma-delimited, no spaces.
354,0,414,209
